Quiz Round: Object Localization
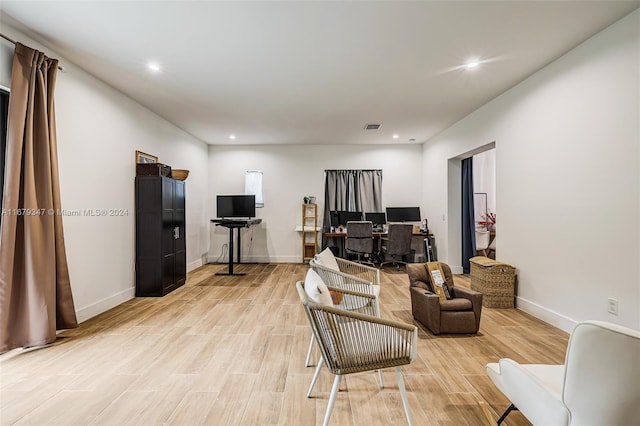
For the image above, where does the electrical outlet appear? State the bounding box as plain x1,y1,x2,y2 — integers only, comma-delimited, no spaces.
607,298,619,315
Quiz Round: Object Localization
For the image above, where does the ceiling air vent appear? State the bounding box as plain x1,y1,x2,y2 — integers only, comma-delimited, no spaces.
364,123,381,130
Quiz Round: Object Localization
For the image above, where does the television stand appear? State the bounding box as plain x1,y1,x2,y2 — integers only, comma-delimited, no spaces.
211,218,262,276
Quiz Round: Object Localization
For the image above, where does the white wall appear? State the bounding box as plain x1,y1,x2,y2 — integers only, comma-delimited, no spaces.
0,24,209,322
422,11,640,331
207,144,423,263
473,149,496,223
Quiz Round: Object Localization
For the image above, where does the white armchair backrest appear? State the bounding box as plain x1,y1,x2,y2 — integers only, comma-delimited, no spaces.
563,321,640,425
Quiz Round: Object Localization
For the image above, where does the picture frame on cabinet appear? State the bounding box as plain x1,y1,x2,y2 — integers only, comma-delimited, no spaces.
135,150,158,164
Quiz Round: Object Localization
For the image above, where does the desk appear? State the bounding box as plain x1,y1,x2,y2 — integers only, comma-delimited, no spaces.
324,231,435,261
211,218,262,276
323,231,432,238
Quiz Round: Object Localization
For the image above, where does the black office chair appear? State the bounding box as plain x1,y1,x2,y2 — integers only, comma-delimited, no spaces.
381,223,413,269
345,221,375,266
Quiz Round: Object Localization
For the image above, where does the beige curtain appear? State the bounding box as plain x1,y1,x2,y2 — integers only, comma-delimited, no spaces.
0,42,77,353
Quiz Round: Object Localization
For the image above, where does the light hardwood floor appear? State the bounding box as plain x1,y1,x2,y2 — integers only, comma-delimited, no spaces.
1,263,568,425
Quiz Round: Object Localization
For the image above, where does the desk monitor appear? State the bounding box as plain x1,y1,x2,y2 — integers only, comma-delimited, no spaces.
337,210,362,226
365,212,386,227
329,210,340,227
386,206,421,222
217,194,256,218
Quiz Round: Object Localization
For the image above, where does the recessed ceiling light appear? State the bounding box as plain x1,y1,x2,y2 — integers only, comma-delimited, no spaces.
147,62,161,72
465,60,480,70
392,134,399,139
229,134,236,140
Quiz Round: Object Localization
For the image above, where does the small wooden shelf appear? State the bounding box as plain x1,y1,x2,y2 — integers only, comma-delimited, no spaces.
301,203,318,263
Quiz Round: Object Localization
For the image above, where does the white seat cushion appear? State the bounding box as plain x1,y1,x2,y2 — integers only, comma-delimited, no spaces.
521,364,564,399
486,362,564,397
304,269,333,306
486,360,568,425
314,248,340,271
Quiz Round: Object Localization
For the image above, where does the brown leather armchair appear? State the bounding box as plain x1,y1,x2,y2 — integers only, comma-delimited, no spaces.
407,262,483,334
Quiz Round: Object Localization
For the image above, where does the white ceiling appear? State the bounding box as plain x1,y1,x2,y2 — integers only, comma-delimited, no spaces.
1,1,638,146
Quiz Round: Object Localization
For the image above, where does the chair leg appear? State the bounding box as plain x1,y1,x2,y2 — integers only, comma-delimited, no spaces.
305,335,315,367
307,356,324,398
377,369,384,389
380,258,405,270
497,403,518,424
323,375,342,426
395,367,413,426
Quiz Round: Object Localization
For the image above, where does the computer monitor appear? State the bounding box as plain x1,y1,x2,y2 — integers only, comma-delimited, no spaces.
386,207,421,222
216,195,256,218
337,210,362,226
329,210,340,227
365,212,386,227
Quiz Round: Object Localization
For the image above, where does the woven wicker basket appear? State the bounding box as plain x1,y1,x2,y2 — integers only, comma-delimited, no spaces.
470,256,516,308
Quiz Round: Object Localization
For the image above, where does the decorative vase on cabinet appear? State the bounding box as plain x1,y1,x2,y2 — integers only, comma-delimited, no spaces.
135,176,186,296
302,203,318,263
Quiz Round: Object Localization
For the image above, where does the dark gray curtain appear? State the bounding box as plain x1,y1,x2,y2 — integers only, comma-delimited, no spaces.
322,170,382,249
461,158,476,274
356,170,383,212
0,89,8,225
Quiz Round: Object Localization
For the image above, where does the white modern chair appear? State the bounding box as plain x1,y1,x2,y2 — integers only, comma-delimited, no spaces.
485,320,640,425
296,280,417,426
475,229,490,257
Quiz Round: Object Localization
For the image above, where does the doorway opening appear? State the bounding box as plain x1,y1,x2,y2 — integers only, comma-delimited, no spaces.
445,142,495,274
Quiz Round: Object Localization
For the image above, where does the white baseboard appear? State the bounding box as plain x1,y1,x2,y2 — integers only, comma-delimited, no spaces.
188,258,203,272
516,296,577,334
75,287,135,323
206,255,302,264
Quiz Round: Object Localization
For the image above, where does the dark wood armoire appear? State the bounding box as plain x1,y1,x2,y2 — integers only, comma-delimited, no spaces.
135,176,186,296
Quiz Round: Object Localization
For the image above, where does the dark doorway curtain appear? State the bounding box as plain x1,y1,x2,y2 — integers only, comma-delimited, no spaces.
322,170,382,251
0,89,8,224
461,158,476,274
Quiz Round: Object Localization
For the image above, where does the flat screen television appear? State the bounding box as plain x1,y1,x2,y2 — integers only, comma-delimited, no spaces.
217,195,256,218
365,212,386,226
386,207,421,222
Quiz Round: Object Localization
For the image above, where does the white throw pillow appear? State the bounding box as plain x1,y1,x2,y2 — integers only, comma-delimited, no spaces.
304,269,333,306
314,248,340,271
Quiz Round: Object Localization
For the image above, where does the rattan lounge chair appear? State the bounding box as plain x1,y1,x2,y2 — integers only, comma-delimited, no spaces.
296,281,417,426
307,249,381,368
